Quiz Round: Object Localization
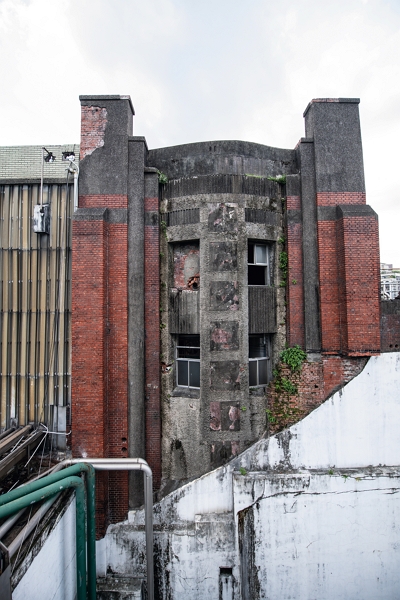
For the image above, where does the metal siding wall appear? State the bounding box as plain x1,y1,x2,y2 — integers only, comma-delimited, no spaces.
248,286,277,334
0,182,72,430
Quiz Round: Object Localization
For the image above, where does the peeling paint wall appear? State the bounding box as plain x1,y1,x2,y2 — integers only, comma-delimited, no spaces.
99,353,400,599
12,494,76,600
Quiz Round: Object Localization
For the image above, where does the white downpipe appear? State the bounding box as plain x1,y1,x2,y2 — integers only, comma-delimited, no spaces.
67,161,79,212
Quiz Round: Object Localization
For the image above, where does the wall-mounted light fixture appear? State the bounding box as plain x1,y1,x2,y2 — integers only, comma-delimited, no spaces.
34,147,56,234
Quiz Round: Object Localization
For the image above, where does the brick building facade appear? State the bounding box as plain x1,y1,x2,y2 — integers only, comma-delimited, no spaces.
71,96,382,530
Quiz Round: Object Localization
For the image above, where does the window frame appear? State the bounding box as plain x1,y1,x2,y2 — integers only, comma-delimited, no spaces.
248,241,270,286
176,335,200,389
248,334,270,387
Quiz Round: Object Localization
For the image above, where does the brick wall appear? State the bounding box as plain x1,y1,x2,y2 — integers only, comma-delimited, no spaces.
286,195,305,347
316,193,380,355
144,194,161,489
267,355,368,434
80,106,107,159
381,299,400,352
316,192,366,207
337,212,380,354
72,194,129,533
79,194,128,208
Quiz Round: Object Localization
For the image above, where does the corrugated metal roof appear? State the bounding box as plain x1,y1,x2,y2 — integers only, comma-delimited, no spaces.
0,144,80,182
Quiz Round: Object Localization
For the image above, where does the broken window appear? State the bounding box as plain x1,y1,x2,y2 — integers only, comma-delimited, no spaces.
249,335,270,386
176,335,200,388
248,242,269,286
172,241,200,290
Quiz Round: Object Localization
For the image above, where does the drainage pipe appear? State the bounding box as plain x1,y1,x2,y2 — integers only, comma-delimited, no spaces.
0,508,26,539
64,458,154,600
67,160,79,212
0,476,87,600
8,495,60,558
0,463,96,600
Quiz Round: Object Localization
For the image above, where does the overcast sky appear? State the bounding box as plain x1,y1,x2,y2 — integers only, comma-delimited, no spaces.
0,0,399,264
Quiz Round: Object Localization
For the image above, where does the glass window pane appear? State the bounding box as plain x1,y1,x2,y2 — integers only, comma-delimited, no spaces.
249,360,257,386
189,361,200,388
255,244,267,265
258,358,269,385
178,347,200,359
249,336,266,358
248,265,266,285
177,360,188,386
248,243,254,264
178,335,200,347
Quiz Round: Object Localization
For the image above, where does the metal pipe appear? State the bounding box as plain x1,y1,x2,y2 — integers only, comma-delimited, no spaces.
73,167,79,212
0,463,96,600
0,458,154,599
40,148,44,206
67,160,79,212
0,476,87,600
0,426,16,441
0,462,65,540
0,508,26,539
64,458,154,600
8,495,60,558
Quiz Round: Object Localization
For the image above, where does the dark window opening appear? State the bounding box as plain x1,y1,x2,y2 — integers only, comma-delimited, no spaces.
249,335,270,387
176,335,200,388
248,242,269,286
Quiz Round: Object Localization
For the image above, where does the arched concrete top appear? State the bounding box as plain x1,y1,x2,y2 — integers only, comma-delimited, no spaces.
148,140,297,180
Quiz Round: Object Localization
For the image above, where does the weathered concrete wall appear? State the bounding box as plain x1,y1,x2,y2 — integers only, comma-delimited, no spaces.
158,181,286,488
98,352,400,599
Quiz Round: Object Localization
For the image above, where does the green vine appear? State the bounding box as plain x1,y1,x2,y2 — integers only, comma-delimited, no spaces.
266,345,308,432
279,251,288,287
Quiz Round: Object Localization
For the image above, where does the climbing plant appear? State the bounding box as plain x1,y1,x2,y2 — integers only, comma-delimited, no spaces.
280,345,307,372
266,345,308,433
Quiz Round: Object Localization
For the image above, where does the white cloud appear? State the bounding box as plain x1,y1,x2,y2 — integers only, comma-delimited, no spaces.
0,0,399,262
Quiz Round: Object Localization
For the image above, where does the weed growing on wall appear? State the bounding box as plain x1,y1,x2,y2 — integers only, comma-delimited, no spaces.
280,345,307,372
267,174,286,184
157,170,168,185
279,251,288,287
266,345,308,433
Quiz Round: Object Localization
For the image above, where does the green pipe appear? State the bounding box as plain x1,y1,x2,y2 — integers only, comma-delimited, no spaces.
0,463,96,600
0,476,87,600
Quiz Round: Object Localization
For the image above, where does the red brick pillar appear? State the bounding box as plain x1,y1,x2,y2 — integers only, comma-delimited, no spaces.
144,171,161,489
316,192,380,355
286,191,305,347
336,205,380,354
72,215,107,459
302,98,381,357
72,95,134,532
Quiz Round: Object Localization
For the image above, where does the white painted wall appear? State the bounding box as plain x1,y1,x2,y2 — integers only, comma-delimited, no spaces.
13,354,400,598
13,496,76,600
99,353,400,599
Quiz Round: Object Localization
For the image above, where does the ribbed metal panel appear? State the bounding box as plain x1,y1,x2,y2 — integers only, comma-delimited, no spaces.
0,183,72,430
169,289,200,334
166,208,200,227
245,208,279,226
164,175,278,199
248,286,277,334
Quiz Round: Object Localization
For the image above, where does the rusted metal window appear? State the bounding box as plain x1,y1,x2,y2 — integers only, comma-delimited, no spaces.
176,335,200,388
249,335,270,386
248,242,270,286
